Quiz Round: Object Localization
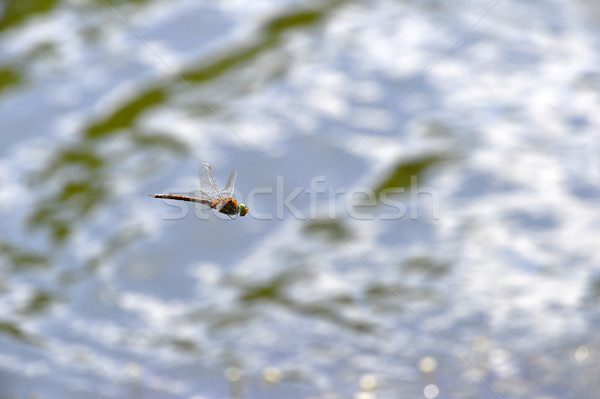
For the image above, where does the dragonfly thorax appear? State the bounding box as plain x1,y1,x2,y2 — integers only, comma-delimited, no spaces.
215,198,239,216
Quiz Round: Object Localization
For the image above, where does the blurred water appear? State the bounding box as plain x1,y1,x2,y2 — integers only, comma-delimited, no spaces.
1,0,599,398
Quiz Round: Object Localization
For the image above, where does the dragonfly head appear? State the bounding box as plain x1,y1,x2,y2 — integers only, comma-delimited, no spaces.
239,203,248,217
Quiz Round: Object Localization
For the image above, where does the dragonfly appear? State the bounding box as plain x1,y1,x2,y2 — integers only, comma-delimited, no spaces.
151,161,248,218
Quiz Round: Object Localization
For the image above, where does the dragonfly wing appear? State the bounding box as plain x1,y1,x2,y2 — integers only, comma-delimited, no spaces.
189,190,213,210
199,161,220,197
189,190,213,201
220,169,237,198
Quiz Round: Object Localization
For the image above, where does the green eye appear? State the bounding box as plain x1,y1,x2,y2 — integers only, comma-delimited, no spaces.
239,203,248,216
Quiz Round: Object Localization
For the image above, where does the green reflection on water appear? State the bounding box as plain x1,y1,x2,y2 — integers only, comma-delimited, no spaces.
366,281,438,312
373,154,445,199
0,0,60,32
28,176,109,243
0,66,23,93
293,301,374,333
86,88,167,139
51,147,105,171
264,9,324,35
0,241,49,271
240,274,289,302
18,290,57,315
302,219,352,242
171,338,201,354
181,8,331,83
0,320,37,344
237,271,374,333
131,132,188,152
362,255,452,312
404,255,450,278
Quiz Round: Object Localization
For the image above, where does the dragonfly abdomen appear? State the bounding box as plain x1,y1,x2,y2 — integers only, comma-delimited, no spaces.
151,194,213,207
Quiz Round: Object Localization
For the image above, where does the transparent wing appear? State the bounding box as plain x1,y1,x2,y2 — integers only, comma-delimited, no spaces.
189,190,213,201
220,169,237,198
199,161,219,198
189,190,214,210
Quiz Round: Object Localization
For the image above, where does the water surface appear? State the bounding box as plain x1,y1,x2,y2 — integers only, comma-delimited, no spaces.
0,0,599,398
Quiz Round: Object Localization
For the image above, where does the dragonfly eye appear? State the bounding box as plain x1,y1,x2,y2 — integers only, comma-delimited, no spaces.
239,203,248,217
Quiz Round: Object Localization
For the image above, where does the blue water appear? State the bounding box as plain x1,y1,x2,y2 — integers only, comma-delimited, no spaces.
0,1,599,398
